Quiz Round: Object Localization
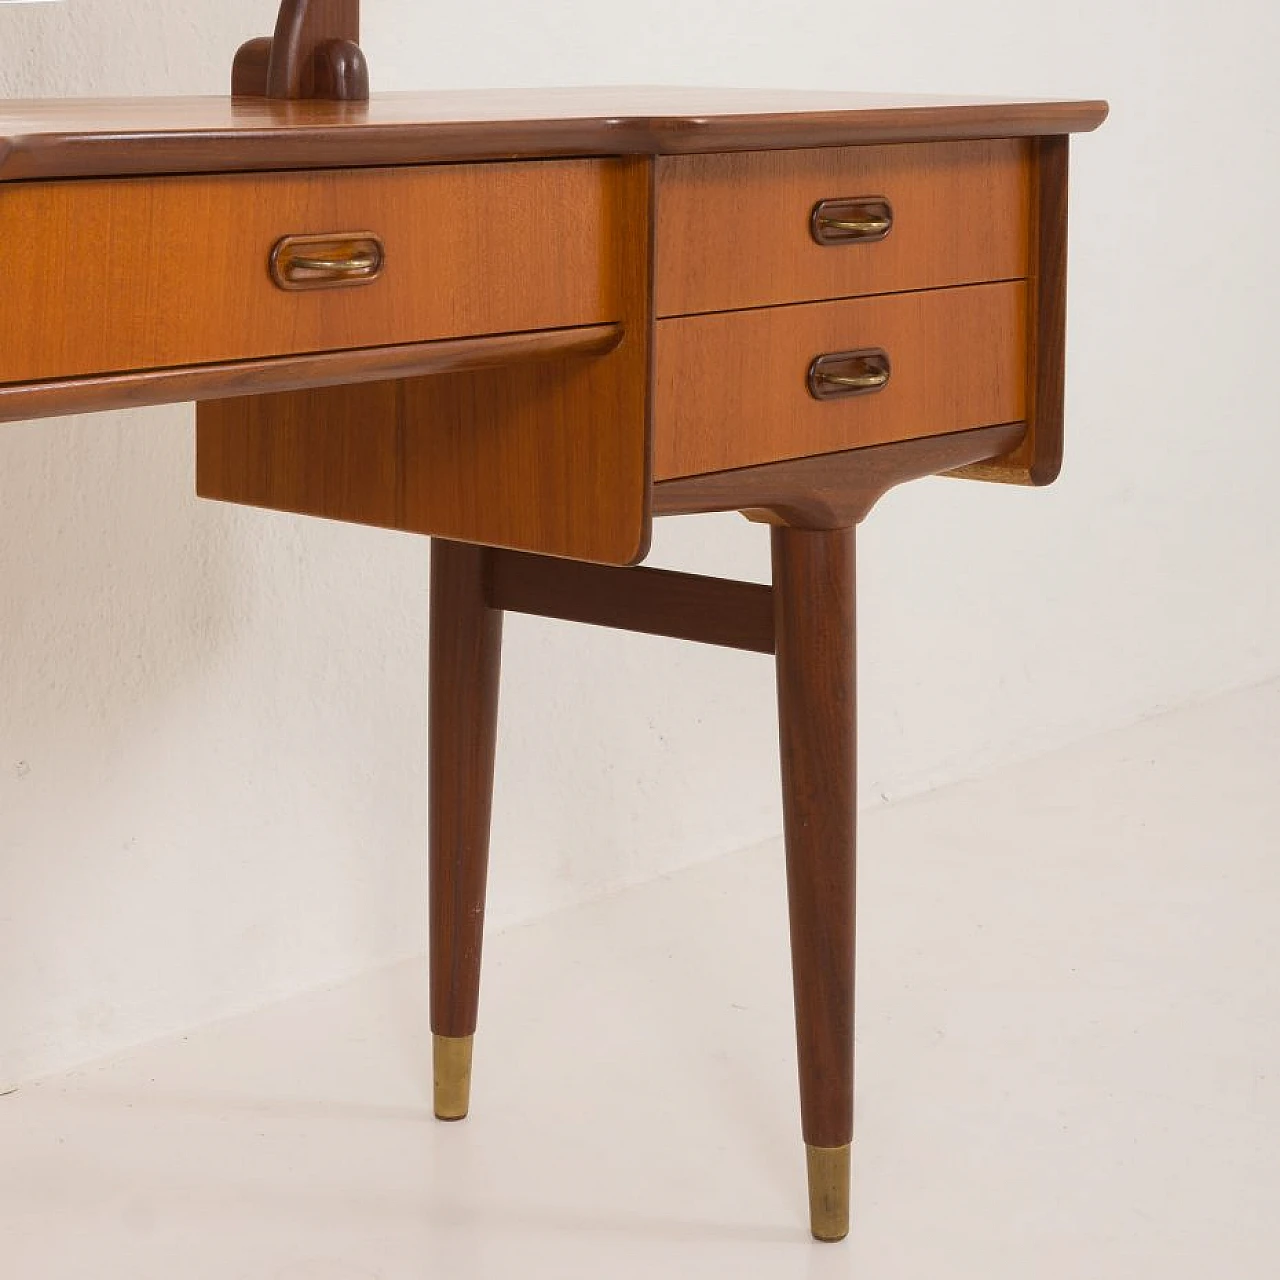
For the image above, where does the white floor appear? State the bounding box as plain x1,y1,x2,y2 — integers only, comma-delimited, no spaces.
3,679,1279,1279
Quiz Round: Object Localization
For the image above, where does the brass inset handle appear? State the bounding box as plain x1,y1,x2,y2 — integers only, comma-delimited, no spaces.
816,214,892,236
270,232,385,290
816,368,890,391
810,197,894,246
807,349,892,401
286,252,381,274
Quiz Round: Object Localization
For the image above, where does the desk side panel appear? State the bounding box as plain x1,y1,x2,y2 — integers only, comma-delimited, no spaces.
948,135,1069,486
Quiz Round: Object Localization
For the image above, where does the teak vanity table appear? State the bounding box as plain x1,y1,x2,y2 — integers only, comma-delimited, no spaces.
0,0,1107,1243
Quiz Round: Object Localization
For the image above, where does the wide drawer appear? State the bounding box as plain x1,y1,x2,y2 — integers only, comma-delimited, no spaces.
655,140,1031,317
653,281,1028,479
0,160,616,385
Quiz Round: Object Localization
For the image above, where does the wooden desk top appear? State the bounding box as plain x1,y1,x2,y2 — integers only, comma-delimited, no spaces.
0,87,1108,181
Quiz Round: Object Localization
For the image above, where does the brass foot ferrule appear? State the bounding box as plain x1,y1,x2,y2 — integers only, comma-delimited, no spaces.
433,1034,474,1121
805,1143,851,1242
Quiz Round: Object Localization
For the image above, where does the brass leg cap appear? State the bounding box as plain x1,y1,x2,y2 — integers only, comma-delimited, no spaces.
433,1034,474,1121
805,1144,851,1242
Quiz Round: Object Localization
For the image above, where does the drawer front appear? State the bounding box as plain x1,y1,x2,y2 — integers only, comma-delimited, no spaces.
653,281,1027,479
0,161,615,385
655,140,1031,317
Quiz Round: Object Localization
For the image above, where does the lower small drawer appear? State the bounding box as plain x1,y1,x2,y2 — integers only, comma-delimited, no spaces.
652,281,1027,479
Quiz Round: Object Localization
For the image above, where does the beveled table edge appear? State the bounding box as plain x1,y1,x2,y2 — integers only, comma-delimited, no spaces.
0,89,1110,181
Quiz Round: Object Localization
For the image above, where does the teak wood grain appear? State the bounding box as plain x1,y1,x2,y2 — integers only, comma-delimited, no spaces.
0,90,1108,182
0,161,614,386
653,281,1027,480
655,139,1031,317
950,136,1070,486
196,157,656,566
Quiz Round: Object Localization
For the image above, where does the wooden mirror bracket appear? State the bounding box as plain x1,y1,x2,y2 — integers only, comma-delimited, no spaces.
233,0,369,102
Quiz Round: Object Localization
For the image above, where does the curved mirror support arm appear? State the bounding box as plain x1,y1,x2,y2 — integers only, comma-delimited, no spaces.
232,0,368,101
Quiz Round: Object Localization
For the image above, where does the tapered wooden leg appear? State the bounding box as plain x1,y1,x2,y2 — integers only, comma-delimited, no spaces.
429,539,503,1121
772,525,857,1242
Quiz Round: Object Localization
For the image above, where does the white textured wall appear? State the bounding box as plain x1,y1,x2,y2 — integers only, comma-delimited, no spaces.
2,0,1278,1086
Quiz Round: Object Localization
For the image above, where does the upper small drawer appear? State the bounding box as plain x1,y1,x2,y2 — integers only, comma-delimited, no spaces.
655,139,1032,317
0,160,616,386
